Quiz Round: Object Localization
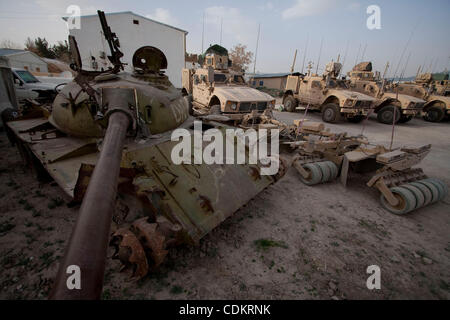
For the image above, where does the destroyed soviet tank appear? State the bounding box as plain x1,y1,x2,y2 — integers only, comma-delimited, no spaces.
5,11,285,300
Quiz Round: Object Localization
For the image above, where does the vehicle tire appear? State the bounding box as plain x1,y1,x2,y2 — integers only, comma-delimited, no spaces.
377,105,401,124
422,178,446,201
423,178,448,197
423,106,445,122
380,186,416,215
347,115,364,123
209,105,221,115
298,163,323,186
283,95,297,112
415,180,440,203
321,103,341,123
315,162,331,183
398,115,413,123
409,182,433,206
324,161,339,180
401,184,425,209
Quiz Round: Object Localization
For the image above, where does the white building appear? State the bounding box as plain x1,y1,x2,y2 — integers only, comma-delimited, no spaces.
66,11,188,88
0,49,48,73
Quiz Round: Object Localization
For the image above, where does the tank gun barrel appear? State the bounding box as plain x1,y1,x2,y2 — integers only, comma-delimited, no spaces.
50,90,134,300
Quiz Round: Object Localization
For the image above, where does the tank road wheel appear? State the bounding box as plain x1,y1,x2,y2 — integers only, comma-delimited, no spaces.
315,162,331,183
415,180,440,203
298,163,323,186
422,178,447,201
401,184,425,209
324,161,339,180
423,107,445,122
347,115,365,123
209,105,221,115
283,95,297,112
409,182,433,206
377,105,400,124
380,186,417,215
321,103,341,123
398,115,413,123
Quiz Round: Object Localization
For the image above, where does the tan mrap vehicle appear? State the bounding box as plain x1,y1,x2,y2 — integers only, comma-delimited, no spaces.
347,62,426,124
282,61,375,123
394,73,450,122
182,44,275,121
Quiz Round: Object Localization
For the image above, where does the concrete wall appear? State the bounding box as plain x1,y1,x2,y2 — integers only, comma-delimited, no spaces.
7,52,48,73
70,13,186,88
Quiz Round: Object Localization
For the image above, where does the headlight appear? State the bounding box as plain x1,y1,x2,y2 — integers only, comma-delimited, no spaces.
271,100,276,107
231,103,237,110
346,99,353,106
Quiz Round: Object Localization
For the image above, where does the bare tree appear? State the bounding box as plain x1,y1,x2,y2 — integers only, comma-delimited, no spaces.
229,44,254,72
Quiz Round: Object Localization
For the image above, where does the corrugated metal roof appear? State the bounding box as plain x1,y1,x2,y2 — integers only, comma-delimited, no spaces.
250,73,289,79
63,11,188,35
0,48,27,56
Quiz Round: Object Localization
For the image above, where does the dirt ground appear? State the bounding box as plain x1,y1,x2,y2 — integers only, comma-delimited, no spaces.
0,110,449,300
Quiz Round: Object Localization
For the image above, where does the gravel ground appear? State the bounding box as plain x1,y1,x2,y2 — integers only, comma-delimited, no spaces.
0,111,449,300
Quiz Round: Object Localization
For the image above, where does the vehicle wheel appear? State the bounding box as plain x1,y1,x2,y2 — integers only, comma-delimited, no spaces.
377,105,401,124
315,162,331,183
283,95,297,112
209,105,221,115
321,103,341,123
423,178,448,197
380,186,416,215
422,178,446,201
398,115,413,123
298,163,323,186
409,182,433,206
401,184,425,209
423,106,445,122
324,161,339,180
415,180,440,203
347,115,364,123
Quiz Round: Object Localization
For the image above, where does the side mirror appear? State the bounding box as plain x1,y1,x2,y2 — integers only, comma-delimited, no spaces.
14,79,22,86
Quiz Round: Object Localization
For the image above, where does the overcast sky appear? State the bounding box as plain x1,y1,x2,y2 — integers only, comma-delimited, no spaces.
0,0,449,77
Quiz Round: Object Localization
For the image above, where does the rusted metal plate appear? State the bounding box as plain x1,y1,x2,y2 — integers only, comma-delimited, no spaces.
30,137,98,164
122,139,273,242
46,153,99,197
6,118,51,142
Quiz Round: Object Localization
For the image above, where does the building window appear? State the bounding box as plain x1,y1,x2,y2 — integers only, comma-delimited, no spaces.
133,19,139,25
252,81,256,86
259,80,264,86
36,67,40,72
24,66,29,70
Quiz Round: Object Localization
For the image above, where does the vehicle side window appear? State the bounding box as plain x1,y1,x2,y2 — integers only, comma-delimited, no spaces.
214,74,227,83
311,81,321,89
13,74,21,84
